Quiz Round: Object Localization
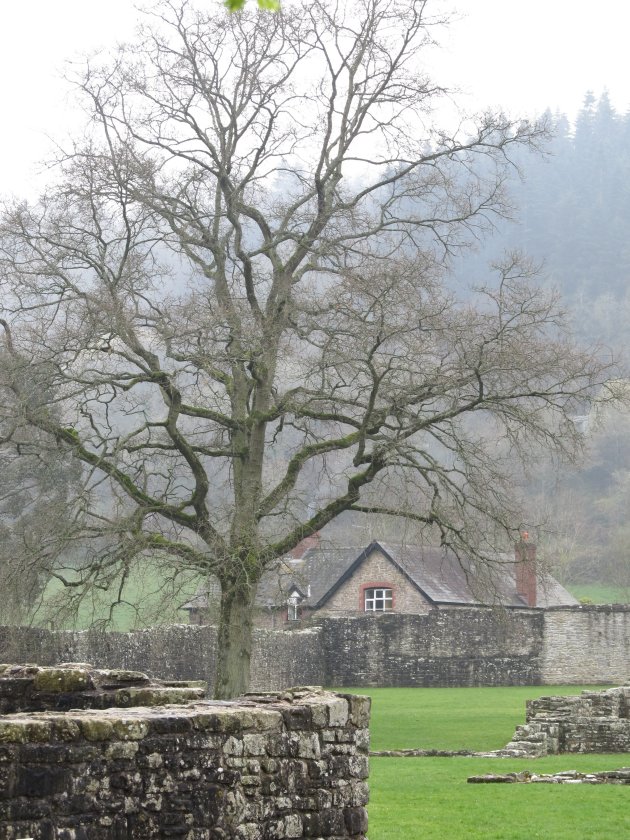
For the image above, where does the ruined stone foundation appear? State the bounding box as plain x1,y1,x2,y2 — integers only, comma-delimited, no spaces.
502,685,630,757
0,665,370,840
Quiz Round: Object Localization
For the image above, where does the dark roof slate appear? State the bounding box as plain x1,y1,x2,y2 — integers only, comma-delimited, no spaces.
181,540,579,612
373,542,578,608
255,547,360,607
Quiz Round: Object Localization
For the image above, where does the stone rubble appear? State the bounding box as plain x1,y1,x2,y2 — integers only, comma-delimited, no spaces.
468,768,630,784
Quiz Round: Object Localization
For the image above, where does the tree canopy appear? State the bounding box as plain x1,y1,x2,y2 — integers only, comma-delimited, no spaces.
225,0,280,11
0,0,612,697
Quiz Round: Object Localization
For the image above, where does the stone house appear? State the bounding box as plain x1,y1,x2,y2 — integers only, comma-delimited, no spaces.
181,537,578,629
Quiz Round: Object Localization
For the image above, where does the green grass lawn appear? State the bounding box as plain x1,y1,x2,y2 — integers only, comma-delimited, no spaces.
33,563,203,631
565,583,630,604
370,755,630,840
348,686,629,840
348,685,611,752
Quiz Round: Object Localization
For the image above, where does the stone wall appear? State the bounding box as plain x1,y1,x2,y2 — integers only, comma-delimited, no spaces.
0,673,370,840
1,603,629,690
318,611,544,687
541,605,630,684
0,625,218,685
0,624,326,693
502,685,630,757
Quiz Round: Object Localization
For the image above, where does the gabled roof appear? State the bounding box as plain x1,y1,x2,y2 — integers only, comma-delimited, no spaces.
181,540,579,613
310,541,434,608
279,540,578,609
255,547,360,608
361,542,578,608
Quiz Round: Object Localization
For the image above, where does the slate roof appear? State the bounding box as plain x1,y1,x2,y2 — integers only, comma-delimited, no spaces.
181,540,579,613
255,547,360,607
180,546,360,612
358,542,579,608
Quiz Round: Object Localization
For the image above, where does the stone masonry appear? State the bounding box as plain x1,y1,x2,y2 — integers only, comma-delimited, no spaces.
541,605,630,684
468,769,630,784
0,663,206,715
502,685,630,757
1,603,629,691
0,665,370,840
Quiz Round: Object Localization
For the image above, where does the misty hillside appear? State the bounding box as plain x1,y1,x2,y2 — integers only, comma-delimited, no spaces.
453,91,630,594
454,91,630,349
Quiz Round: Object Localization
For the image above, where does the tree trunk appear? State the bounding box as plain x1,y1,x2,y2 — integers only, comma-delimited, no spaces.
214,577,258,699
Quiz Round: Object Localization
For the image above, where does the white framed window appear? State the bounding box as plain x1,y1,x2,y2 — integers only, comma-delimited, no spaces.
364,587,393,612
287,594,301,620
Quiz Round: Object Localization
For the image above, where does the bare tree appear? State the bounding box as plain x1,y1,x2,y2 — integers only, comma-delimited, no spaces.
0,0,611,697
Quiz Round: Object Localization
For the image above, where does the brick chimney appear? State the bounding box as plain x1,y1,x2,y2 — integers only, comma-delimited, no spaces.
291,532,321,559
514,533,537,607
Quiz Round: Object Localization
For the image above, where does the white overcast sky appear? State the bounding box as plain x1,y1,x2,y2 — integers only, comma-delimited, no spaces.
1,0,629,198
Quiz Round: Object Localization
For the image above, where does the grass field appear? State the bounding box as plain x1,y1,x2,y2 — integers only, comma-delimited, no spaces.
565,583,630,604
370,755,630,840
33,563,202,631
360,685,612,752
354,686,630,840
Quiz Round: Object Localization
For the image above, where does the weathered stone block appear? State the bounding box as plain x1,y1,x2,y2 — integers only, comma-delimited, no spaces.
243,733,267,756
236,822,263,840
0,719,52,744
344,806,369,834
98,668,150,684
302,806,346,837
346,695,371,729
117,686,205,707
349,781,370,807
283,813,303,837
33,668,94,693
78,717,116,742
326,699,349,728
282,705,313,730
296,732,321,759
223,735,244,756
112,717,150,741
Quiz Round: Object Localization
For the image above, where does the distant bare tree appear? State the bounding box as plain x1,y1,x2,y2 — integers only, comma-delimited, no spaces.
0,0,611,697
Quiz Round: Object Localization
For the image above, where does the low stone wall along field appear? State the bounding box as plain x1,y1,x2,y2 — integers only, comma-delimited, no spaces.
1,603,629,691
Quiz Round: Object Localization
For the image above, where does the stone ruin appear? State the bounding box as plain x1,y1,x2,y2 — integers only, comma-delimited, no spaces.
464,684,630,785
501,685,630,757
372,685,630,766
0,664,370,840
0,663,207,715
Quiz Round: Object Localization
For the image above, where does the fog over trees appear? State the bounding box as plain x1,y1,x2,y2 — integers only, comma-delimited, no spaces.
452,91,630,593
457,91,630,342
0,1,621,695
